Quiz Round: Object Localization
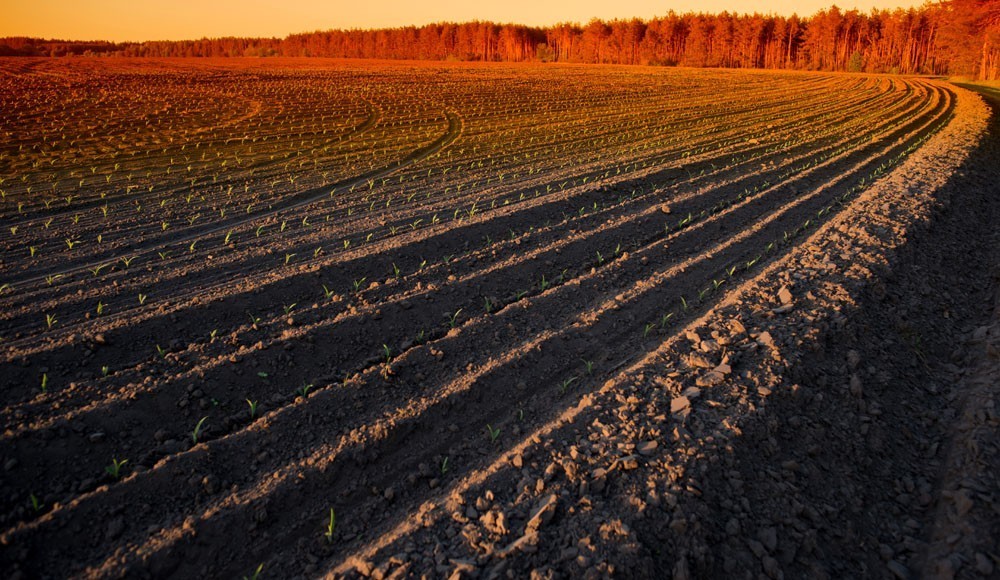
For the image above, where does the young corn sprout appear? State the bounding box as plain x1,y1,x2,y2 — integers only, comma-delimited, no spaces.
324,508,336,543
105,458,128,479
191,416,208,444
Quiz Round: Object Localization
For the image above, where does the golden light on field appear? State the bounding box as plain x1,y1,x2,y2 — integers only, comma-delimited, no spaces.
3,0,926,42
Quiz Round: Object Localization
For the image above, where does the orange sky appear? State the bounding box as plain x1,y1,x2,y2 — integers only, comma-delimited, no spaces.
2,0,928,42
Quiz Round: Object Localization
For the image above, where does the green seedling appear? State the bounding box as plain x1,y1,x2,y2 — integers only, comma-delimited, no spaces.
248,313,261,326
582,359,595,375
257,372,268,379
30,493,42,513
138,293,147,305
191,416,208,444
484,297,494,313
352,277,367,292
644,322,656,337
324,508,336,543
322,284,335,300
246,399,258,418
243,563,264,580
382,344,393,363
297,383,314,397
441,456,450,475
45,314,57,329
40,373,48,393
209,329,218,341
105,457,128,479
447,308,463,329
487,424,501,443
96,301,105,316
156,344,166,358
284,253,295,265
101,366,110,377
559,376,579,393
283,303,296,315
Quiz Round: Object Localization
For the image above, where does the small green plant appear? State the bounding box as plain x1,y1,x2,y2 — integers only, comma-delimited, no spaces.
352,277,367,292
138,293,148,305
382,343,393,363
644,322,656,337
155,344,166,358
487,424,501,443
248,313,261,326
105,457,128,479
40,373,48,393
191,416,208,444
582,359,595,374
96,301,105,316
441,456,450,474
246,399,258,418
45,313,57,330
283,303,296,315
101,365,110,377
559,376,578,394
297,382,314,397
447,308,463,329
322,284,335,300
243,563,264,580
30,493,42,513
324,508,336,543
284,253,295,265
484,297,494,313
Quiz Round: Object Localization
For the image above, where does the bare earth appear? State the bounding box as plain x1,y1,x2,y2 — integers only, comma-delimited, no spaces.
0,60,998,579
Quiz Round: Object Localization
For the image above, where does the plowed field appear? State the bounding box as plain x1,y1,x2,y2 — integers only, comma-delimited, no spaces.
1,59,997,579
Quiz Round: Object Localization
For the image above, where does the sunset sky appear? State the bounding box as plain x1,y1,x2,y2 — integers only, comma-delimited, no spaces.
3,0,928,42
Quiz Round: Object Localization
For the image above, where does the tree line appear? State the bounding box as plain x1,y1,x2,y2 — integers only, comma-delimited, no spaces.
1,0,997,80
